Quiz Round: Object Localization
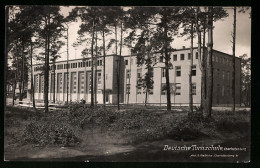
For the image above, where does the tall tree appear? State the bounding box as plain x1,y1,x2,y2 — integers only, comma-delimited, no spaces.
231,7,236,113
204,7,214,118
239,54,250,107
50,41,63,103
36,6,64,112
152,7,182,111
180,7,196,115
194,7,228,116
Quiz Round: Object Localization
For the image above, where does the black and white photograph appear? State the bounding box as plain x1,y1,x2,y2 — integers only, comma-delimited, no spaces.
4,6,251,162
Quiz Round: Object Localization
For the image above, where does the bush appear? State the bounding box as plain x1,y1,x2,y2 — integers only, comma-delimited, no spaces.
22,121,80,147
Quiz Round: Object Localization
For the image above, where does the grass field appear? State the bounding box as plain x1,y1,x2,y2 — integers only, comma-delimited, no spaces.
4,104,250,162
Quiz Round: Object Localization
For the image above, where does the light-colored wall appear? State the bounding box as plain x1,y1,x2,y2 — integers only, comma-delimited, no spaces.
28,49,241,106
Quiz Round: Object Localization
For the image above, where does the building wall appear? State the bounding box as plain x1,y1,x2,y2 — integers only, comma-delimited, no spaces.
28,48,241,106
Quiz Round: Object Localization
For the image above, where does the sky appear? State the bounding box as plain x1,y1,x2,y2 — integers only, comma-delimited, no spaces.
45,6,251,62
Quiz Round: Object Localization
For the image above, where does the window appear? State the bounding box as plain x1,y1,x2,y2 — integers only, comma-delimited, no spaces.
100,60,102,66
78,72,84,93
40,75,44,93
64,73,69,93
222,85,225,96
181,54,185,60
149,85,154,95
176,66,181,77
125,60,128,65
173,54,177,61
83,62,85,67
226,86,230,96
137,69,142,78
217,69,220,78
88,73,92,94
161,83,166,95
137,80,142,94
34,75,39,93
216,56,218,63
97,72,102,91
175,83,181,95
57,64,63,70
149,68,154,78
97,72,102,84
192,65,196,76
126,69,131,79
196,52,198,59
57,74,62,93
227,71,230,80
222,71,225,80
71,72,77,93
137,69,142,94
162,68,166,77
160,56,164,62
192,83,196,95
153,57,157,63
188,53,191,60
126,84,130,94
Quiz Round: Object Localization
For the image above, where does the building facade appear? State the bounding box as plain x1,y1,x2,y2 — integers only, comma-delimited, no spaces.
27,47,241,106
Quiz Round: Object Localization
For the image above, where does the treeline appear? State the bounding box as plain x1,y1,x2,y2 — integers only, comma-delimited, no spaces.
6,6,250,116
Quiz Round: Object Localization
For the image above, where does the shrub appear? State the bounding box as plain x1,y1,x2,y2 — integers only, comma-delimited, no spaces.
22,121,80,147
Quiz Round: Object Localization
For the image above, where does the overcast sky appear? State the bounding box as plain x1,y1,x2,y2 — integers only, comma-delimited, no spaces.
53,6,251,62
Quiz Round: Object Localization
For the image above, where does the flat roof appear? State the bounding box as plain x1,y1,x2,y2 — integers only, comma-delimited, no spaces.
33,47,241,66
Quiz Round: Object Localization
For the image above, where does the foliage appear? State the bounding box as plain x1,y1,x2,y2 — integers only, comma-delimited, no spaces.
5,104,250,148
239,54,251,106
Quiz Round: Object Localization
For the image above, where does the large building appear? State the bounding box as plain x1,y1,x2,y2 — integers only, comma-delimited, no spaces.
27,47,241,106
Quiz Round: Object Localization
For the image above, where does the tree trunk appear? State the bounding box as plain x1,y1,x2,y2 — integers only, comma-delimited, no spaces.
189,22,194,115
44,16,50,113
145,87,148,107
5,6,9,107
164,26,171,111
127,50,132,104
195,7,203,112
19,44,25,102
22,44,25,100
66,26,69,104
115,24,117,56
102,29,106,106
201,28,206,113
204,7,214,118
94,31,98,105
90,20,95,107
117,21,123,110
53,60,56,103
116,59,120,110
231,7,236,112
30,41,36,109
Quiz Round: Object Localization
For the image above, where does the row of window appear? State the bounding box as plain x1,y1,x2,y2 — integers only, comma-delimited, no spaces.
35,71,102,94
213,55,233,66
162,65,196,77
216,84,231,97
125,83,196,96
124,53,199,66
215,69,230,81
125,66,197,80
34,60,103,72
